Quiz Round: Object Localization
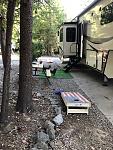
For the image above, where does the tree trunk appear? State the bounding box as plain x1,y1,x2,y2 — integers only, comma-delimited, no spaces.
0,0,16,123
16,0,32,113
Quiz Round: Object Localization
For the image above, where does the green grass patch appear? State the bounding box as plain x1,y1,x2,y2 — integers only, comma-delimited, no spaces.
37,70,73,79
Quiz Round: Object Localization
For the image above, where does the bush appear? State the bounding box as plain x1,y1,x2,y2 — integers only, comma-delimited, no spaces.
32,42,44,60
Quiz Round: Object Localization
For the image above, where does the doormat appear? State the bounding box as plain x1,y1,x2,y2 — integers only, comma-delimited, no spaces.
37,70,73,79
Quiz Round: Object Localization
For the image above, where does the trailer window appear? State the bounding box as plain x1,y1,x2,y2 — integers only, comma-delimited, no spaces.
60,28,63,42
66,27,76,42
101,2,113,25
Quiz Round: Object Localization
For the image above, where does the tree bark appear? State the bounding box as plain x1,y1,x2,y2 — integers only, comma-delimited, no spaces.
16,0,32,113
0,0,16,123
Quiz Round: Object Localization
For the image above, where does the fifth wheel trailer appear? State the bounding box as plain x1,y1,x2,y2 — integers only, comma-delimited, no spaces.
58,0,113,83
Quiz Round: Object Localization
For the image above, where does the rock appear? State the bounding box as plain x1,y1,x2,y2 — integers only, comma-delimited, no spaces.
0,81,3,86
49,141,55,149
51,104,58,108
49,140,63,149
32,92,41,98
49,98,58,104
33,141,48,150
46,128,55,140
51,100,59,105
53,114,63,125
44,120,55,140
37,131,49,143
54,107,61,115
31,148,38,150
12,90,18,95
42,115,47,121
45,120,55,129
36,92,41,97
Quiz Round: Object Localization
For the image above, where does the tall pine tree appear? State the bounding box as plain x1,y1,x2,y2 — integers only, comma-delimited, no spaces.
16,0,32,113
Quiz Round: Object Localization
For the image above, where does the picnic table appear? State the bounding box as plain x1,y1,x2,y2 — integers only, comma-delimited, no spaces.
32,62,52,84
32,56,62,84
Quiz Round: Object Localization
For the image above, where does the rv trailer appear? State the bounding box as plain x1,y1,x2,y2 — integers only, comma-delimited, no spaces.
58,0,113,83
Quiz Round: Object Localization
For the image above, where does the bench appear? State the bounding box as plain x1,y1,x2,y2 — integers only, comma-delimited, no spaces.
32,63,43,76
32,63,51,85
61,92,91,114
43,68,51,85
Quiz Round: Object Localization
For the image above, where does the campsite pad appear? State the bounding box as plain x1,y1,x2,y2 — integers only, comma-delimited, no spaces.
37,70,73,79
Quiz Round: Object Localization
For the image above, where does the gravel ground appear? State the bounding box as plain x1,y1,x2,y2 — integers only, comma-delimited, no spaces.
35,78,113,150
0,66,113,150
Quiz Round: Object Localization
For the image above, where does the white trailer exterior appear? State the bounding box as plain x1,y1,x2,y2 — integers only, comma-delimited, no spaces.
58,0,113,80
79,0,113,79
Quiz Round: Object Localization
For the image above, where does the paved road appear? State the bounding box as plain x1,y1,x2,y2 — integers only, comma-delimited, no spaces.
71,66,113,125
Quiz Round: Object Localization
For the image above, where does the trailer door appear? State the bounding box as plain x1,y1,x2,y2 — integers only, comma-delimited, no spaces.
64,25,78,56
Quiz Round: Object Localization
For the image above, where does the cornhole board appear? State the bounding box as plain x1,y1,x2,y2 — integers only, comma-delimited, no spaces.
61,92,91,114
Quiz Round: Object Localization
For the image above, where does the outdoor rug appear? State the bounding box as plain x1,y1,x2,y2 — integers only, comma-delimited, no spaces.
36,70,73,79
